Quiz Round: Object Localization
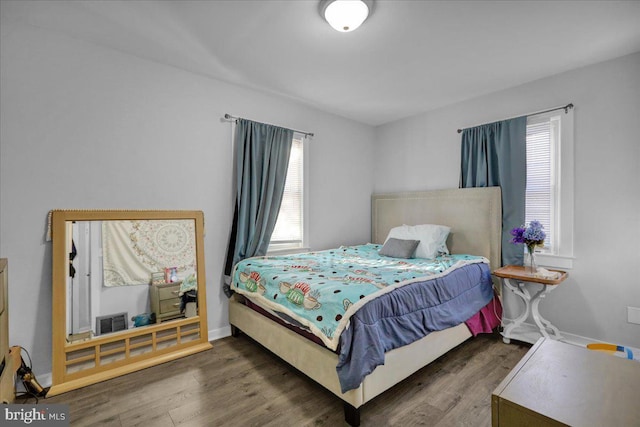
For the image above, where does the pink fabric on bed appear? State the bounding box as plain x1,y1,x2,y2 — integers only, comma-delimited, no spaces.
465,295,502,336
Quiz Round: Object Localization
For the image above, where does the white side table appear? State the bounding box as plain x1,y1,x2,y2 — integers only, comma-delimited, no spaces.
493,265,567,345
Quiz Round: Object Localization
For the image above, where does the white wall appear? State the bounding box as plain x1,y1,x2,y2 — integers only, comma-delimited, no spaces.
0,21,375,378
375,52,640,348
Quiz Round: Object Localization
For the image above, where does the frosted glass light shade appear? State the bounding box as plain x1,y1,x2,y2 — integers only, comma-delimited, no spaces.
323,0,370,32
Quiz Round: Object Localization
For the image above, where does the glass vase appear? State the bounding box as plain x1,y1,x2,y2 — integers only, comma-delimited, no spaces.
526,245,537,274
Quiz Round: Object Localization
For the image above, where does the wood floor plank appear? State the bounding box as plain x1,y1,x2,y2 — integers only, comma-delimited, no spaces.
42,332,529,426
123,412,176,427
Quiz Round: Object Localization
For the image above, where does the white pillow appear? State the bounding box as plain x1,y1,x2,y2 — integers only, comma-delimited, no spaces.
385,224,450,259
407,224,451,258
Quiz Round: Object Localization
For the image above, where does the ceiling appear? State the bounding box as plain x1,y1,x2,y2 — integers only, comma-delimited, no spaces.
3,0,640,126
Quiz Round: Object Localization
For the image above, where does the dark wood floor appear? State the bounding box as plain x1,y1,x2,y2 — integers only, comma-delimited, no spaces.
42,332,530,426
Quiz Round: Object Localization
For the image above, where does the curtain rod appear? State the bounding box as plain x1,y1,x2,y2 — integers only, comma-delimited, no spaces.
456,103,574,134
223,114,314,138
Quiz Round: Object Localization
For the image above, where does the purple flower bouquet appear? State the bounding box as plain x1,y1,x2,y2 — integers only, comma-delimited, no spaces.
511,220,546,272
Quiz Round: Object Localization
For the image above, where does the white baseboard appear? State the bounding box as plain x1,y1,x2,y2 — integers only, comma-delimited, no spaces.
558,329,608,347
509,322,640,357
208,326,232,342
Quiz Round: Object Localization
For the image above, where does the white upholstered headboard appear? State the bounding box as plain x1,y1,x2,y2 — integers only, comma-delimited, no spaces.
371,187,502,273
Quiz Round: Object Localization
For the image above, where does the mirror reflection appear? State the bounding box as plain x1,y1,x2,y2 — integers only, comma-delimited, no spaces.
66,219,198,342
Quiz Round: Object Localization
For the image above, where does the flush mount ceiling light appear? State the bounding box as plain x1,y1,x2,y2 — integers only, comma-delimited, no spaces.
319,0,374,33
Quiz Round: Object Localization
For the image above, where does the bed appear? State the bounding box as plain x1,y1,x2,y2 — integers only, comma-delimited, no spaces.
228,187,502,425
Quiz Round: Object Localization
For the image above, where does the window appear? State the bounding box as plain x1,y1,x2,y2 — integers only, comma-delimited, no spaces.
268,136,307,252
525,109,574,268
525,114,558,254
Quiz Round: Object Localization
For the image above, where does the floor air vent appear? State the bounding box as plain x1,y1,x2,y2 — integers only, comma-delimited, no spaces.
95,312,128,336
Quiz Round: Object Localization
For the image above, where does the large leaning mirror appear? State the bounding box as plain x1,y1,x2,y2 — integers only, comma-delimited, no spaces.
48,210,212,397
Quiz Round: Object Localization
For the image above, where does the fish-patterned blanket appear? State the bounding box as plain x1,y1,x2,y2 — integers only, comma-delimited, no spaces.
231,244,487,351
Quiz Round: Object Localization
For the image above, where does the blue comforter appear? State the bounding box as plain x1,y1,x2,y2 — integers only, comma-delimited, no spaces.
336,261,493,391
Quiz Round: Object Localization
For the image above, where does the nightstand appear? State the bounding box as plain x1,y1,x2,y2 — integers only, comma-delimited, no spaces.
150,281,184,323
492,265,567,345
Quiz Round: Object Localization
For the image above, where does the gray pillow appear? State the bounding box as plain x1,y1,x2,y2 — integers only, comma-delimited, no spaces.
379,238,420,259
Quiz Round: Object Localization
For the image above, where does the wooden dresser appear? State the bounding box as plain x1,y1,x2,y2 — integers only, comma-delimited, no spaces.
492,337,640,426
0,259,18,403
150,281,184,323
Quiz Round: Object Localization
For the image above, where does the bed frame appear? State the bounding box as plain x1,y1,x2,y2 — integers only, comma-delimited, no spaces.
228,187,502,425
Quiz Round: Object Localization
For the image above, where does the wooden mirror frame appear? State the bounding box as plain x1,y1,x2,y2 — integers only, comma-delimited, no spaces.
48,210,212,397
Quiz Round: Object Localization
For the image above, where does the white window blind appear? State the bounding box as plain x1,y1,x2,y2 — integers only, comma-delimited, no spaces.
269,137,304,250
525,114,559,254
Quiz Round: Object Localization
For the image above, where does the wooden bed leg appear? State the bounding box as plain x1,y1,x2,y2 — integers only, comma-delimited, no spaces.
230,324,241,337
343,403,361,426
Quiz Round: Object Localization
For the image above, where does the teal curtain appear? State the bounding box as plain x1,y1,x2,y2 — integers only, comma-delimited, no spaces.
460,117,527,266
224,119,293,296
